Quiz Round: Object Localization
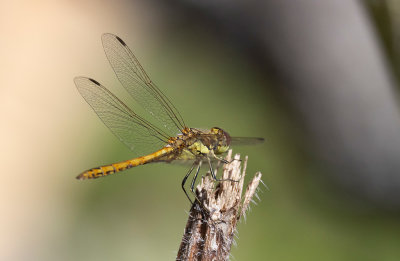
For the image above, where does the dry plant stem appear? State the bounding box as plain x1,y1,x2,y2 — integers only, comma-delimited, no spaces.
177,150,262,261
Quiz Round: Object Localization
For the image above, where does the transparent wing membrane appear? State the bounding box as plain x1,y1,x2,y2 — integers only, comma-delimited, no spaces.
230,137,265,146
74,77,169,156
101,33,186,137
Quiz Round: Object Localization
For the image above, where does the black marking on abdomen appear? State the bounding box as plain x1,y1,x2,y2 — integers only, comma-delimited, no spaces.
96,167,103,175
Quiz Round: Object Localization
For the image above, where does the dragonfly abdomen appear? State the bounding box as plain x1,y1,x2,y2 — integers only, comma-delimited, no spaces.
76,147,174,180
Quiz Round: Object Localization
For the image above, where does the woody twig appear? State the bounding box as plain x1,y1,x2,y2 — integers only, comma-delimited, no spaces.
177,150,263,261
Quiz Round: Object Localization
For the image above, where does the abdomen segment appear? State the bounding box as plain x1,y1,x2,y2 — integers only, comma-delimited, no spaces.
76,147,173,180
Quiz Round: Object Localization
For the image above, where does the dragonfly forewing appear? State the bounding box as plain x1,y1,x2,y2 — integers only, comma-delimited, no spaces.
101,33,186,138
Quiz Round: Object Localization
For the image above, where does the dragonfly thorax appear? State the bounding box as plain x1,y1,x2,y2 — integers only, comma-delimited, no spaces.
210,127,231,154
172,127,231,159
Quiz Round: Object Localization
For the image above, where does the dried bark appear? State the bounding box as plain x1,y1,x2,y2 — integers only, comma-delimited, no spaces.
177,150,263,261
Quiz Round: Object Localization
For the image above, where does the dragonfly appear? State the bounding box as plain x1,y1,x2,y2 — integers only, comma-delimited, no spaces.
75,33,264,203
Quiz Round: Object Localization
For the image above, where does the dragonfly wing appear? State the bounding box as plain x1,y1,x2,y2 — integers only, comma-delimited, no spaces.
101,33,186,137
74,77,169,156
230,137,265,146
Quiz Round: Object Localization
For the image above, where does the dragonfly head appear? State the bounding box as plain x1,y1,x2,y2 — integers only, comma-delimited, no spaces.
210,127,231,154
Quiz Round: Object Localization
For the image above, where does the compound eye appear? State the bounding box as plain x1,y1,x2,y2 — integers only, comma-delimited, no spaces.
223,130,231,146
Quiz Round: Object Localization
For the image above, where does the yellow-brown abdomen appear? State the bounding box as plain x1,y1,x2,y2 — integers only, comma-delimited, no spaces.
76,147,173,180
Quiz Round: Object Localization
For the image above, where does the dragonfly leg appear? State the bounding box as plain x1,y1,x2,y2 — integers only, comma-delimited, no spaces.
182,161,208,211
190,161,202,193
207,157,239,183
182,162,196,205
223,158,242,164
211,151,241,164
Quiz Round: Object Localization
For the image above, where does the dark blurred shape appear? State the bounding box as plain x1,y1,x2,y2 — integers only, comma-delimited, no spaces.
166,0,400,208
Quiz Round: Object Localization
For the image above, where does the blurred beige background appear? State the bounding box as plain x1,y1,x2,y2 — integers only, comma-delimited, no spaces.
2,1,400,261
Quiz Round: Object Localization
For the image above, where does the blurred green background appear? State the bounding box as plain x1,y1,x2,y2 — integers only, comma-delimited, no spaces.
2,1,400,260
